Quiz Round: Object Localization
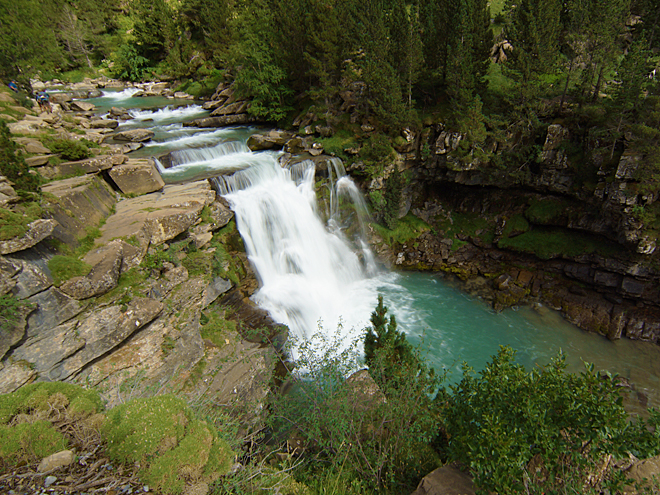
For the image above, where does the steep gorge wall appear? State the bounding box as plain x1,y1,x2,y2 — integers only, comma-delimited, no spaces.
366,123,660,344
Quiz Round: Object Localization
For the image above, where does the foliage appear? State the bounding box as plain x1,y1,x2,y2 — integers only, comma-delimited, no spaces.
103,394,234,495
0,120,41,197
43,138,92,161
0,420,67,466
443,346,650,494
269,299,441,493
0,382,103,425
111,43,153,82
370,213,431,247
364,295,414,374
0,204,40,241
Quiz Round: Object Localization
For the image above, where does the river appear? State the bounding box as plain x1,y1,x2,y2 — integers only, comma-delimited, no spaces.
88,89,660,415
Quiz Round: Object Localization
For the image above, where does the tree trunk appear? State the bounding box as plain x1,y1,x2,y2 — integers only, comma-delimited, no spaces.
592,65,605,102
560,59,574,111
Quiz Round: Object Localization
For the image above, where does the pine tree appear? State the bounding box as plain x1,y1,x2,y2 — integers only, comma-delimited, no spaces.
364,295,414,369
505,0,562,100
446,0,492,110
389,0,424,109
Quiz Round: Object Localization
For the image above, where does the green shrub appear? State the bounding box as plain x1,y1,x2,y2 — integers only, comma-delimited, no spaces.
43,138,91,161
443,346,648,494
103,394,233,495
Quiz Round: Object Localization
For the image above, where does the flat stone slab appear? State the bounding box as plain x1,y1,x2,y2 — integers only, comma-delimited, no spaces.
26,287,84,338
96,180,215,247
40,154,117,179
42,174,116,244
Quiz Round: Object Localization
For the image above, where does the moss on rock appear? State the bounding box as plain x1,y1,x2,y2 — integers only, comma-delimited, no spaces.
102,394,233,495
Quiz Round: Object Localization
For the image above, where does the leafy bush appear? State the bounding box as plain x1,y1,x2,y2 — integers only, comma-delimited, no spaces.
443,346,654,494
111,43,153,82
43,138,92,161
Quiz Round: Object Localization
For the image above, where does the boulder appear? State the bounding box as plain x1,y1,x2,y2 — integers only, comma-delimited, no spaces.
411,465,476,495
0,304,31,361
90,119,119,129
0,219,57,255
0,176,18,205
0,256,19,295
60,241,123,299
108,159,165,196
24,141,51,154
184,115,252,128
25,155,52,167
49,297,164,381
201,277,233,309
247,130,293,151
70,101,95,112
210,101,249,117
113,129,155,142
624,455,660,495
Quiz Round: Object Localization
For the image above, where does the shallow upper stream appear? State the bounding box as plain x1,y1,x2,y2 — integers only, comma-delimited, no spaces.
86,89,660,415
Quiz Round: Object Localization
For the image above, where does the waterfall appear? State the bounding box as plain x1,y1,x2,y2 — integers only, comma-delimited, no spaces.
212,152,387,353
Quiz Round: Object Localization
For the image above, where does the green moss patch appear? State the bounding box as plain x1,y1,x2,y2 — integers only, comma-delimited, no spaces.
200,311,237,348
48,255,92,286
497,226,626,260
103,394,233,495
525,198,570,224
0,382,103,425
0,382,103,467
371,213,431,247
0,420,67,465
0,203,41,241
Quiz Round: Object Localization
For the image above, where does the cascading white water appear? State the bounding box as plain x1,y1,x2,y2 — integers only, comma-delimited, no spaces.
154,141,268,183
213,152,391,353
128,105,207,123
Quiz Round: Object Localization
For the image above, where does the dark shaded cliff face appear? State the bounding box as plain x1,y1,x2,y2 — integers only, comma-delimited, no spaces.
362,122,660,344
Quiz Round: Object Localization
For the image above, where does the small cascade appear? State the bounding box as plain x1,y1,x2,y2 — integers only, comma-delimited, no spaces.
101,88,141,100
127,105,206,123
155,141,263,183
212,151,385,352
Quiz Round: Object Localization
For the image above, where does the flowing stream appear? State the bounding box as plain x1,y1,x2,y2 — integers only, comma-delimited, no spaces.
87,90,660,414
